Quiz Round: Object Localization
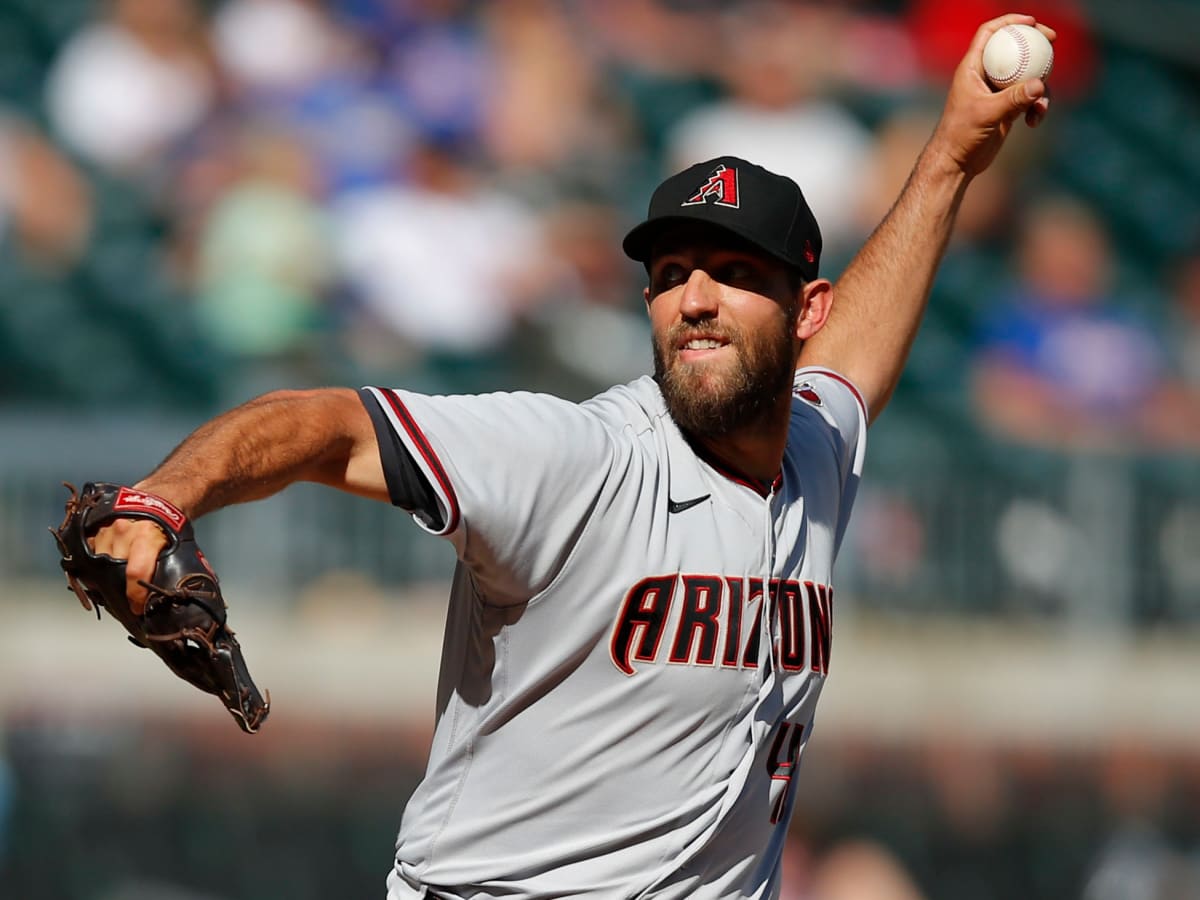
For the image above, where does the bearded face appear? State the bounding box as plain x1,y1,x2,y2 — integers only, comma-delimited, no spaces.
653,295,799,438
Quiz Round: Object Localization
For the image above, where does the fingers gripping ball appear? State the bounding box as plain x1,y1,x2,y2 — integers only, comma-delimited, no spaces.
982,24,1053,90
50,482,270,733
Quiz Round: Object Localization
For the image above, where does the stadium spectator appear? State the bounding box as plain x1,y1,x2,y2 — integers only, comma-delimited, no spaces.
45,0,218,177
1085,745,1200,900
191,126,333,370
213,0,418,197
0,114,92,269
330,136,559,385
575,0,726,188
480,0,596,173
213,0,342,101
517,198,651,398
663,1,873,265
970,196,1200,451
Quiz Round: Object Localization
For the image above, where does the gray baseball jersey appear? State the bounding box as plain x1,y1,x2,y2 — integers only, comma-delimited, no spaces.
360,366,867,899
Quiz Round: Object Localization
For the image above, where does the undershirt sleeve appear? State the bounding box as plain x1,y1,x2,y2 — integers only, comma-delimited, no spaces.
357,387,443,530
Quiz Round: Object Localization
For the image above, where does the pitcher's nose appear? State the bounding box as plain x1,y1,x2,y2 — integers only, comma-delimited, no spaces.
679,268,720,321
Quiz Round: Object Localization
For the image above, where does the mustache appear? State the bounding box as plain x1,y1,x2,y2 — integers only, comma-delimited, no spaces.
665,322,739,348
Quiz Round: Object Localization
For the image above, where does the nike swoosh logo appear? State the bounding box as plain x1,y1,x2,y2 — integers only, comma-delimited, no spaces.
668,494,711,514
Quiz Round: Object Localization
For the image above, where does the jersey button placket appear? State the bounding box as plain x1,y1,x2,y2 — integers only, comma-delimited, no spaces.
759,488,777,678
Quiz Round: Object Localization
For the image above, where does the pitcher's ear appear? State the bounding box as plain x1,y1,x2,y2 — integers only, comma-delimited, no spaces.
795,279,833,341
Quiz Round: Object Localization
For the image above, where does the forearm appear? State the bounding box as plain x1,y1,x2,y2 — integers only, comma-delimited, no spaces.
806,144,970,420
137,388,384,518
798,14,1051,424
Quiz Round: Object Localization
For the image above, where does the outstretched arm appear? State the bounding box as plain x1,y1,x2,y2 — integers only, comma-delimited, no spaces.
798,14,1054,424
93,388,387,608
137,388,387,516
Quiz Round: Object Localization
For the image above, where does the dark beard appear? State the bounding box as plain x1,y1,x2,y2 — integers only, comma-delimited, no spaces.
653,313,798,439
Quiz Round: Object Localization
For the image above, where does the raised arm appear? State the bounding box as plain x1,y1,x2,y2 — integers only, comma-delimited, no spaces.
94,388,387,608
798,14,1054,424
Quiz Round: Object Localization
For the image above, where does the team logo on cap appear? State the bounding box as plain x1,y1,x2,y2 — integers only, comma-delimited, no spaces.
682,164,739,209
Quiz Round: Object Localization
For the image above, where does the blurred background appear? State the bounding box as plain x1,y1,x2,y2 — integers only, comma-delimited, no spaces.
0,0,1198,897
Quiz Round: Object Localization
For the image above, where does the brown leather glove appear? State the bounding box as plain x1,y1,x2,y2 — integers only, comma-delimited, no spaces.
51,482,270,733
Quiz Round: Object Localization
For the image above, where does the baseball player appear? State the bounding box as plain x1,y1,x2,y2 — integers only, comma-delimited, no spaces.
87,16,1052,899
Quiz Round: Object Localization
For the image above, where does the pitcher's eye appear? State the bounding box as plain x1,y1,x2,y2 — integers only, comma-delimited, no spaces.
717,262,759,288
651,263,688,294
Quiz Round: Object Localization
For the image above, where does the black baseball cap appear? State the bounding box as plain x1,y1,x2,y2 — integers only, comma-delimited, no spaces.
622,155,822,281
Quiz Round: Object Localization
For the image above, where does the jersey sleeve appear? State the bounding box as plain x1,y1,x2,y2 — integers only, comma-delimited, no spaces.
360,386,616,602
358,388,443,528
789,366,868,556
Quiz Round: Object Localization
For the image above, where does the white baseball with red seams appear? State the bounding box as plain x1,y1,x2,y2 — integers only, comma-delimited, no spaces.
982,24,1053,89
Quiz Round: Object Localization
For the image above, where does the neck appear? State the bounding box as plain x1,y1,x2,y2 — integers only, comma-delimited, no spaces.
689,391,792,485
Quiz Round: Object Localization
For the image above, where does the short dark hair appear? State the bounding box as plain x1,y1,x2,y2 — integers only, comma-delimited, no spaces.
784,265,806,295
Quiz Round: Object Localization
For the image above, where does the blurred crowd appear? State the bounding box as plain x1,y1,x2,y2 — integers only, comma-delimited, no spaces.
1,4,1199,897
3,0,1198,624
0,1,1198,618
5,0,1197,457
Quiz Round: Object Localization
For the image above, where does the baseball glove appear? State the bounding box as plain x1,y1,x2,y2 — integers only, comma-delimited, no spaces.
50,482,270,733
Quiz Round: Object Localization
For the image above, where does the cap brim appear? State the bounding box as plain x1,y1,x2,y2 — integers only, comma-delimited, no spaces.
622,213,813,278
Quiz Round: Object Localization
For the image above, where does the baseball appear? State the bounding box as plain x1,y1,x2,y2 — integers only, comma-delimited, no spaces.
982,24,1053,90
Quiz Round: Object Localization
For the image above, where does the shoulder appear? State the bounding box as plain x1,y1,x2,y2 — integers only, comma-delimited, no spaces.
787,366,869,477
790,367,868,430
581,376,671,436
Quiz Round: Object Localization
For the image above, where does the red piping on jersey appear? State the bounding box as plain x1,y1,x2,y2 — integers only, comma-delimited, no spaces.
798,367,868,420
379,389,461,533
691,442,781,498
685,369,865,497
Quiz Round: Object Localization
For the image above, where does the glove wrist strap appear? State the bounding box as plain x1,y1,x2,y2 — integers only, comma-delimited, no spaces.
111,486,188,534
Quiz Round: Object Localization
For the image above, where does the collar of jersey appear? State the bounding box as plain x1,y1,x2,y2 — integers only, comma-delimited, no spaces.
644,376,783,500
699,451,782,498
686,434,783,498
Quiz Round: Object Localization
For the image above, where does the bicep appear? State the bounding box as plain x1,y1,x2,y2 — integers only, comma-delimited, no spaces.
794,277,905,426
798,151,968,425
305,388,392,503
340,437,391,503
797,336,892,426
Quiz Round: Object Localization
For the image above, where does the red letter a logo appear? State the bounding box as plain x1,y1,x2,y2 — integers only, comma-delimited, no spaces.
682,164,739,208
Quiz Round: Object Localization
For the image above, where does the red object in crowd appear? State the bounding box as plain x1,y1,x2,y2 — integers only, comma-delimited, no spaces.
906,0,1097,98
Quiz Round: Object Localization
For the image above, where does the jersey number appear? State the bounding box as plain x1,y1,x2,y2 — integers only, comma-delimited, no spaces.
767,722,805,825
